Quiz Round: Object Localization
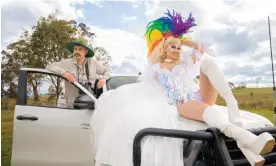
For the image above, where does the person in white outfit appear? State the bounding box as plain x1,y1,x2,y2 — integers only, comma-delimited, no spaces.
90,9,275,166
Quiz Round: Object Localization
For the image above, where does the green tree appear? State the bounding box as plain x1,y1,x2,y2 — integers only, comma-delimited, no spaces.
1,50,20,97
30,12,77,66
93,47,112,67
2,12,77,101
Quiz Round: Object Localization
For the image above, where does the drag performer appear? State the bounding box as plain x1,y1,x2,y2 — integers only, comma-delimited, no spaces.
90,9,275,166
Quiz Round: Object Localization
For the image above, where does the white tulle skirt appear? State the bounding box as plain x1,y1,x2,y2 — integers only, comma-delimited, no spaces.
90,78,273,166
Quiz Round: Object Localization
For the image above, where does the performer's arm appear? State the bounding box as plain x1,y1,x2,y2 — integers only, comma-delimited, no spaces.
182,40,205,64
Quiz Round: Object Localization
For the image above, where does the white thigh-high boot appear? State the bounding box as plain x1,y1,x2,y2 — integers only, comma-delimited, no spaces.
202,106,275,166
200,55,243,127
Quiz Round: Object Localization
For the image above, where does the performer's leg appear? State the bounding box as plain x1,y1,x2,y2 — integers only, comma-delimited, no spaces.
177,101,275,166
199,70,218,106
200,55,242,127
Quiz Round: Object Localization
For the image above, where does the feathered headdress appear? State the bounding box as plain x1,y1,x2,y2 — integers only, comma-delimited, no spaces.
145,9,197,56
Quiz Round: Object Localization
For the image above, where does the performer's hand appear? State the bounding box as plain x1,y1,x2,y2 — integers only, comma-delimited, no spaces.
97,79,106,88
181,40,206,54
198,44,207,54
64,72,76,82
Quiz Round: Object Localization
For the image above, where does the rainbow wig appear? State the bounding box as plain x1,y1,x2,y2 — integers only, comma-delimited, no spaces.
145,9,197,56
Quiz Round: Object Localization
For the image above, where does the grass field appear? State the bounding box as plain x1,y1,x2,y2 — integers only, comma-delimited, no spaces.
1,88,276,166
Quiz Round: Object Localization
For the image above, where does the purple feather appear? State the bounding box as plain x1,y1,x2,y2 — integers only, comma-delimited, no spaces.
165,9,196,37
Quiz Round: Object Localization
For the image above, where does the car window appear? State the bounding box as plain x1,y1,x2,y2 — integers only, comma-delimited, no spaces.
26,72,70,108
108,76,140,90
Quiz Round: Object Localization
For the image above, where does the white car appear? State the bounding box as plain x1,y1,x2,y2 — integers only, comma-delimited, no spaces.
12,68,140,166
11,68,276,166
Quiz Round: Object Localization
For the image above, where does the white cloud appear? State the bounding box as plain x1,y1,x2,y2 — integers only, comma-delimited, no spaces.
119,15,138,23
226,0,276,23
1,0,85,49
2,0,82,20
132,3,139,8
88,26,147,69
80,0,105,7
76,9,85,19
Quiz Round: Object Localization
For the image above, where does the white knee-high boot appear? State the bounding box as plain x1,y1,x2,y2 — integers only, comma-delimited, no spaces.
202,106,275,166
200,55,242,127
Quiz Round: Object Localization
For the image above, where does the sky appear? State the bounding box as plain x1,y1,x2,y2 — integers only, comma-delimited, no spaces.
1,0,276,88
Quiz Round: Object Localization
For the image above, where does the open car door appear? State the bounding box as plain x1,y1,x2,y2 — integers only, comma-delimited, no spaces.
11,68,97,166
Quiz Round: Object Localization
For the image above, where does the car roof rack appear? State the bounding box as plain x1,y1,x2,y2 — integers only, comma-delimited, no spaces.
133,127,276,166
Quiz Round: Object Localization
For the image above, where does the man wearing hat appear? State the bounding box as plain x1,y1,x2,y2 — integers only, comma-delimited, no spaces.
46,37,111,108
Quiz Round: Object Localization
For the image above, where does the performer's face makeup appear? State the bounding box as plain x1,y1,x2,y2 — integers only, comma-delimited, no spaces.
164,37,181,61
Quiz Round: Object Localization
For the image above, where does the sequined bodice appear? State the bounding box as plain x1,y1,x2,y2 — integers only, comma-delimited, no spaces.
154,62,201,105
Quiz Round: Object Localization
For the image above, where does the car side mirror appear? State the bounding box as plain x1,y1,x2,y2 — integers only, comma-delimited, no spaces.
73,94,95,110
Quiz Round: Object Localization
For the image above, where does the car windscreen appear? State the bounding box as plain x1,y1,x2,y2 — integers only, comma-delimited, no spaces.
108,76,140,90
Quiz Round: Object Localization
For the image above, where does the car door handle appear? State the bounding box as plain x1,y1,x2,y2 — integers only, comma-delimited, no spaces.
16,115,38,121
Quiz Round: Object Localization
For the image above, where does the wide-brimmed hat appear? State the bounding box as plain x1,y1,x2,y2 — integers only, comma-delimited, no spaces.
66,37,94,58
